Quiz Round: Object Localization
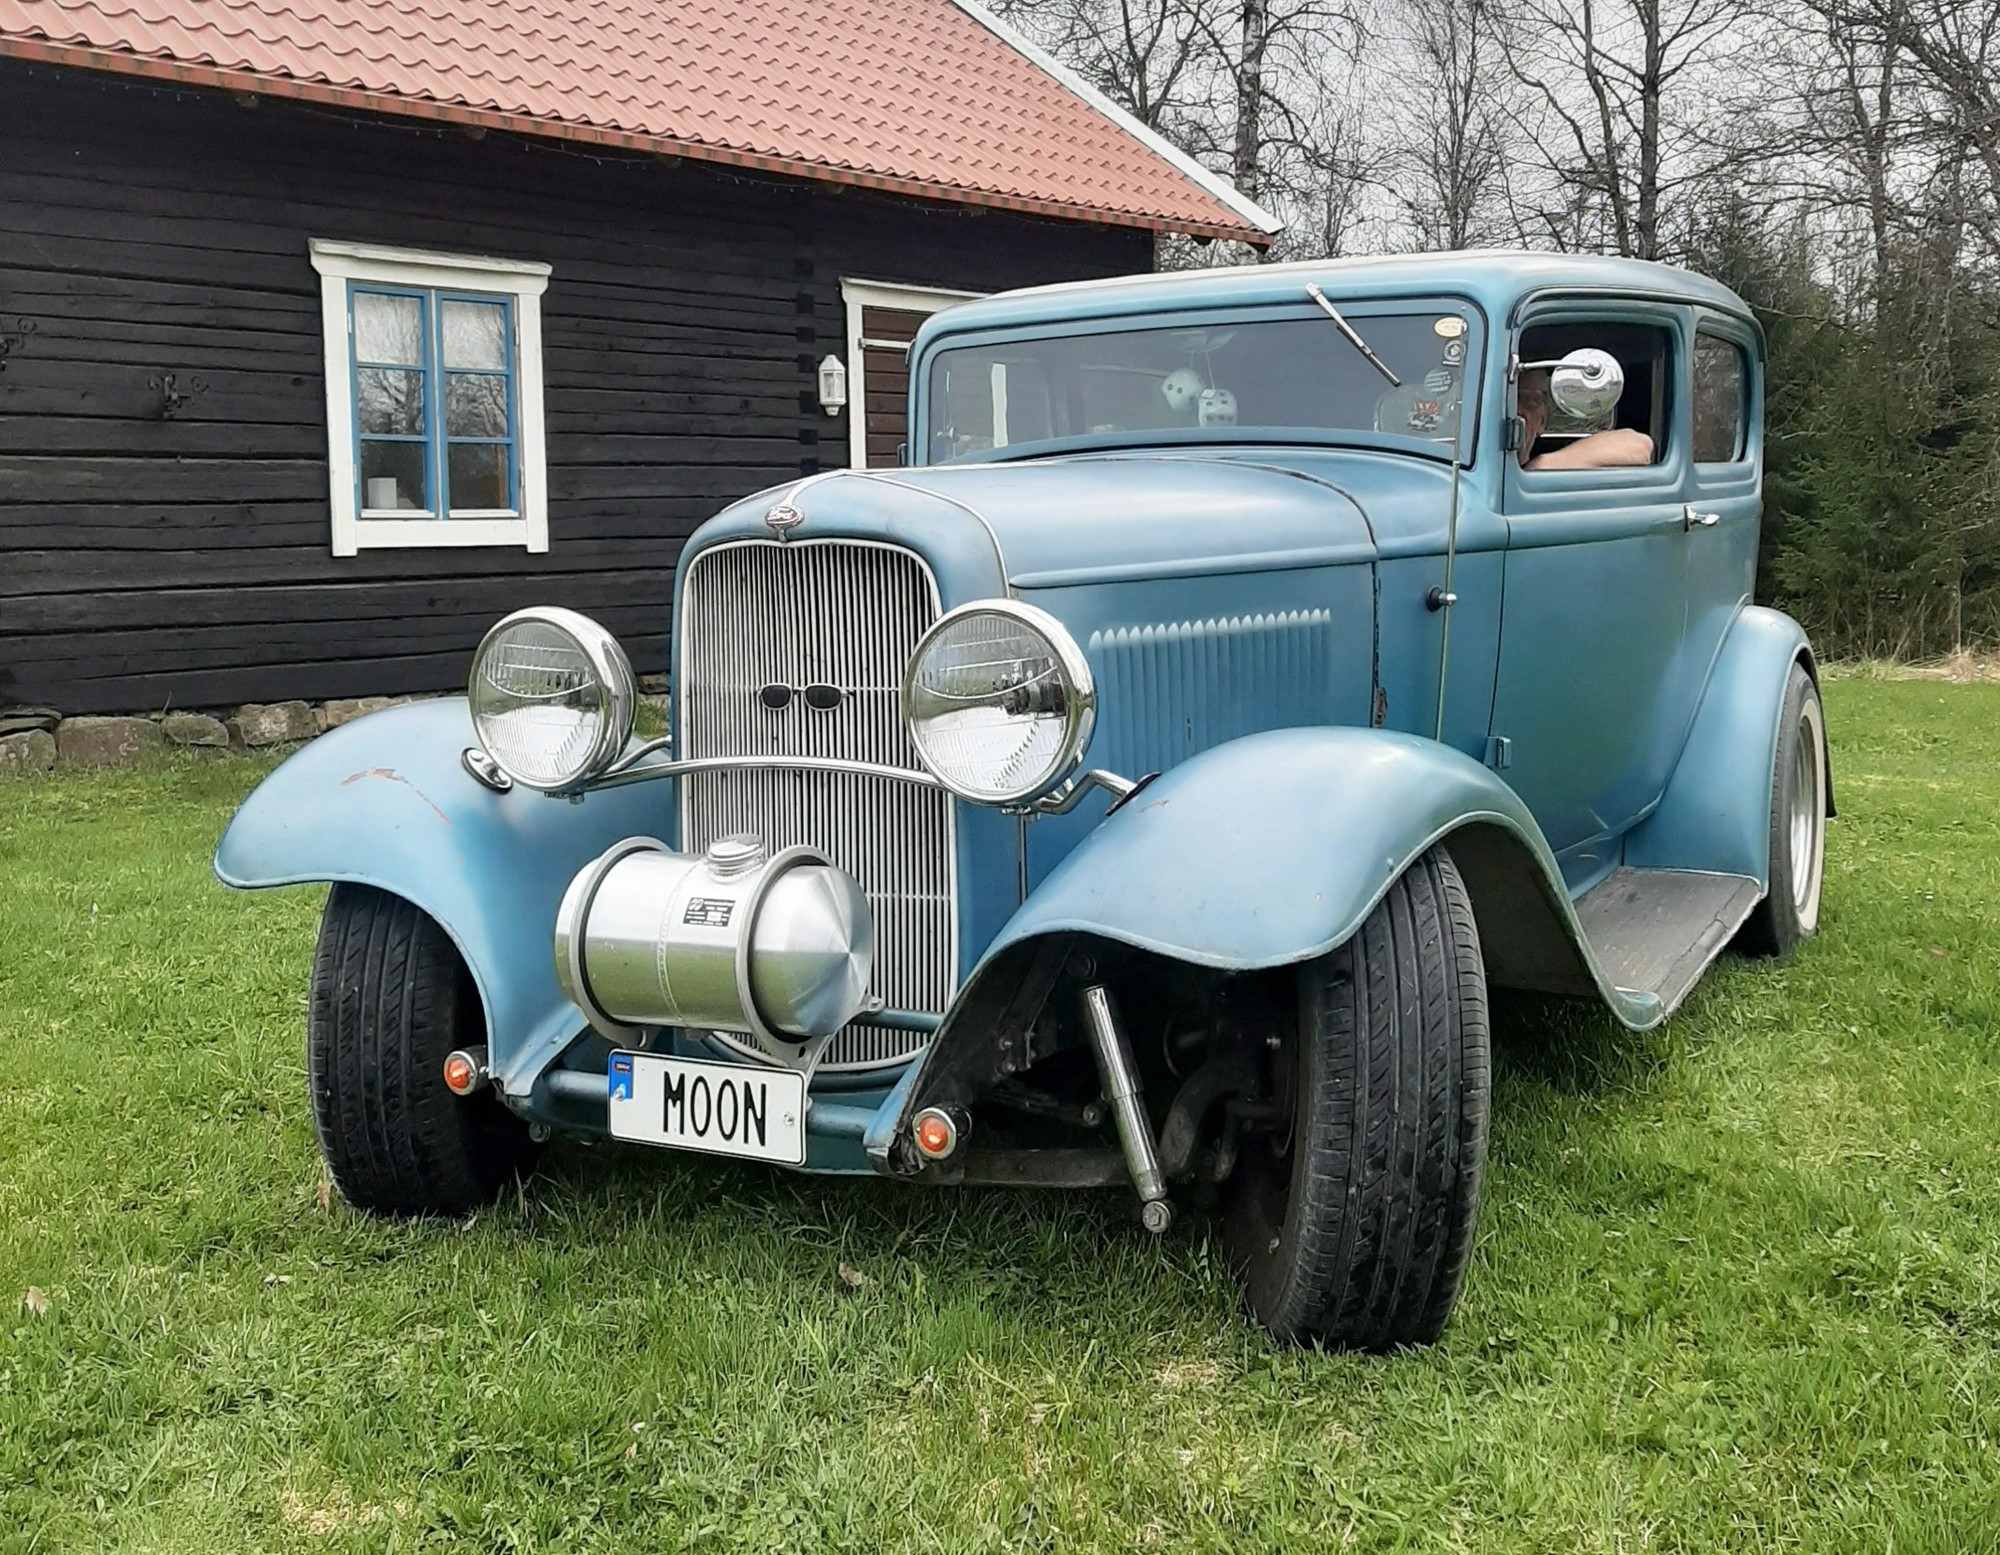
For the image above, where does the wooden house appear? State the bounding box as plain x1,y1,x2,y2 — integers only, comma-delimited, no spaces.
0,0,1273,713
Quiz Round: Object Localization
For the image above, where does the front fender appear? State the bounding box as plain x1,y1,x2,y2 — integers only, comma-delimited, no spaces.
977,726,1661,1026
880,726,1664,1169
213,699,666,1096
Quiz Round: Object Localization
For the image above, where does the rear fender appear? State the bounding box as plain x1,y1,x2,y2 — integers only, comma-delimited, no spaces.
1625,606,1824,886
213,699,666,1097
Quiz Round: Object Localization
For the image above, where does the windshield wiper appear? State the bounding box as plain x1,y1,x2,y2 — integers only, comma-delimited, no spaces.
1305,284,1402,388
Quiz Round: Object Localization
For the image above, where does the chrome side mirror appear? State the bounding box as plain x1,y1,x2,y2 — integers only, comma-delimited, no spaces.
1545,348,1624,420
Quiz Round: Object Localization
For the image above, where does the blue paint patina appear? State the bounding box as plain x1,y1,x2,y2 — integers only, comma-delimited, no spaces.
219,251,1820,1163
214,699,667,1098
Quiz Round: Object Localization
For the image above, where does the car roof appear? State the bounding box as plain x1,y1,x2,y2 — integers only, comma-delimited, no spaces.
920,249,1757,342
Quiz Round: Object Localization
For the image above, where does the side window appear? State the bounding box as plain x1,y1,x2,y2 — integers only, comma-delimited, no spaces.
1515,320,1673,471
1692,334,1748,464
310,240,550,557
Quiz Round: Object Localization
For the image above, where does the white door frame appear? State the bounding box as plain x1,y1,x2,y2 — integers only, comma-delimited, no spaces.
840,279,983,469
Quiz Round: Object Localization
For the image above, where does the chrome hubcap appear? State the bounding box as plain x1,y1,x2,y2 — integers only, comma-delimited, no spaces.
1789,711,1822,912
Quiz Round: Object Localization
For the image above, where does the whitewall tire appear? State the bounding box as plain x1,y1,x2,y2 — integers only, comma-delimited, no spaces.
1739,664,1828,957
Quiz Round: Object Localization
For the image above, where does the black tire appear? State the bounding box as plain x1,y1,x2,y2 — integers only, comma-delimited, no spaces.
308,883,536,1215
1225,845,1490,1350
1737,664,1828,958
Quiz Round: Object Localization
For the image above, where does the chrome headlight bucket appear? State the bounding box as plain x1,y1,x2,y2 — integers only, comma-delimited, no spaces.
468,606,635,792
901,600,1095,805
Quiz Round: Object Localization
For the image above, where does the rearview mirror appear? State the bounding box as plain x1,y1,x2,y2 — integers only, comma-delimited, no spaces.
1547,348,1624,420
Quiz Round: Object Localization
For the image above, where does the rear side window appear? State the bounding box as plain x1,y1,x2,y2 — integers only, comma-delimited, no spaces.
1692,335,1748,463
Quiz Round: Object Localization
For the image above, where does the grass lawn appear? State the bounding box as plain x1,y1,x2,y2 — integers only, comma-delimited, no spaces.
3,678,1998,1553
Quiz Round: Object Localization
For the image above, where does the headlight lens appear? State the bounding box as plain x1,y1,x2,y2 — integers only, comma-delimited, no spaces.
468,606,635,791
902,601,1095,803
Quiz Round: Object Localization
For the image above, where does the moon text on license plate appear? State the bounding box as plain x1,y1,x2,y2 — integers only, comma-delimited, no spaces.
606,1052,807,1165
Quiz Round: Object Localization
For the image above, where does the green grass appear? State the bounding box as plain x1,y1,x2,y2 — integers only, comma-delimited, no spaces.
3,680,1998,1552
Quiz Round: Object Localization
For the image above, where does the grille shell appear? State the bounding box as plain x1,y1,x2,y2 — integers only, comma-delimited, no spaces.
676,538,956,1071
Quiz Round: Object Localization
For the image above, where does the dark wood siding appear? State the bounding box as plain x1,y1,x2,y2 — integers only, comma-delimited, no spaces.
0,62,1152,713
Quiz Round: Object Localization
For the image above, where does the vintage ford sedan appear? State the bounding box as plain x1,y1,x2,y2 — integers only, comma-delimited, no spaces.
218,252,1830,1349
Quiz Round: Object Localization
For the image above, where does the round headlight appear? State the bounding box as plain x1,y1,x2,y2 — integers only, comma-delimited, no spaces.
901,601,1095,804
468,606,635,792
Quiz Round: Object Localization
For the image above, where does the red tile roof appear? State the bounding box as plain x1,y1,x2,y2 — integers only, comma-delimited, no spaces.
0,0,1275,243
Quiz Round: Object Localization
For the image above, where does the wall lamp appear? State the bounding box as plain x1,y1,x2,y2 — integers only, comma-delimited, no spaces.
817,354,849,416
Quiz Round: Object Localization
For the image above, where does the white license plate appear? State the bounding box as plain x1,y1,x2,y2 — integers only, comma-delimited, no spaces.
606,1051,807,1165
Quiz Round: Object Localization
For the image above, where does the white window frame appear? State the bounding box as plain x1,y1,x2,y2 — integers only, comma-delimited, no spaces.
310,239,552,556
841,279,983,469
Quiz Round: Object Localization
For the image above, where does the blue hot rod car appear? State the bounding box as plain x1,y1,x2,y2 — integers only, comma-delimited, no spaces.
218,252,1830,1350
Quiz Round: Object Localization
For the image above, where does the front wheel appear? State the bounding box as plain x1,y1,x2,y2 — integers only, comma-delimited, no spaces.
308,884,536,1215
1225,845,1491,1350
1737,664,1828,957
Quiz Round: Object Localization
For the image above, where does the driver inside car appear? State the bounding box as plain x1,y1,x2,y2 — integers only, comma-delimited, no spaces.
1518,366,1654,470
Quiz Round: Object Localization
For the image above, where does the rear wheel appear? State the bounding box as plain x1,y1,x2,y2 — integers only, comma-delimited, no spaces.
1738,664,1827,958
308,884,536,1215
1225,845,1490,1350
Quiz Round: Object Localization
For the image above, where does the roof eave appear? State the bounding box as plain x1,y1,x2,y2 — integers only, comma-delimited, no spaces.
0,36,1275,246
946,0,1284,242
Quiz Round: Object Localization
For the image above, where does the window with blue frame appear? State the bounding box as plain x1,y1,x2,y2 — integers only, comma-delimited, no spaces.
352,287,518,517
312,240,549,555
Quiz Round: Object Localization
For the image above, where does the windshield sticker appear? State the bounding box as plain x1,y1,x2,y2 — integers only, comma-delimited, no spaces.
1442,339,1467,366
1424,368,1455,393
1434,316,1467,338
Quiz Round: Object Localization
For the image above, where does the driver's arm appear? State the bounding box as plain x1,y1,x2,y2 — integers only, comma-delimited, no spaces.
1526,428,1654,470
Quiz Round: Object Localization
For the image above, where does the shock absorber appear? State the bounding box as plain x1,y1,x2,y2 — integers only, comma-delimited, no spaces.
1079,984,1173,1234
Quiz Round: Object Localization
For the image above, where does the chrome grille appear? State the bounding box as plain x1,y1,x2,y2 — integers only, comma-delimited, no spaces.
678,538,955,1071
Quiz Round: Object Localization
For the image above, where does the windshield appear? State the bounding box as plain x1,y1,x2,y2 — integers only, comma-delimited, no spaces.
923,307,1477,464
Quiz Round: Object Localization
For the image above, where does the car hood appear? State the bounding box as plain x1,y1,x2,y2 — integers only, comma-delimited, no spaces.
690,451,1392,599
888,453,1378,586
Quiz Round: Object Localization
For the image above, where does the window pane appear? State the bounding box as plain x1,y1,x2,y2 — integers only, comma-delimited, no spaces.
1516,321,1672,465
442,299,508,370
1692,337,1746,462
446,372,510,438
357,368,426,435
448,442,510,511
359,440,429,512
354,292,424,366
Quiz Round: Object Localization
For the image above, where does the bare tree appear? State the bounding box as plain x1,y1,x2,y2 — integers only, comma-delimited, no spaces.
1496,0,1740,258
1260,46,1383,257
989,0,1218,135
1001,0,1375,261
1378,0,1517,248
1820,0,2000,266
1234,0,1272,200
1827,2,1904,287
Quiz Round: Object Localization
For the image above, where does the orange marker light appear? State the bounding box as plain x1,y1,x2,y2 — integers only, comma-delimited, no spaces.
913,1108,958,1160
442,1052,480,1095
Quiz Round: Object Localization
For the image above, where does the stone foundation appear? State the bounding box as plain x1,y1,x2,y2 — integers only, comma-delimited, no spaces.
0,685,673,774
0,695,429,773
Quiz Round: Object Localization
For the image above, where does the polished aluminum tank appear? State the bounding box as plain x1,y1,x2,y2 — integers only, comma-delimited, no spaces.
555,834,874,1054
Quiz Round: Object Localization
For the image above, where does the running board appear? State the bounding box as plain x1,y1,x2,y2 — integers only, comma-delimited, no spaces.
1573,868,1762,1021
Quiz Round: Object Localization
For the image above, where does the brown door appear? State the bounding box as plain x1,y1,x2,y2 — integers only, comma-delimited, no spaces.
854,305,930,469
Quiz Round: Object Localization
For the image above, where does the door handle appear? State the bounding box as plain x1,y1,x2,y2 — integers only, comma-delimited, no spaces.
1683,505,1721,531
